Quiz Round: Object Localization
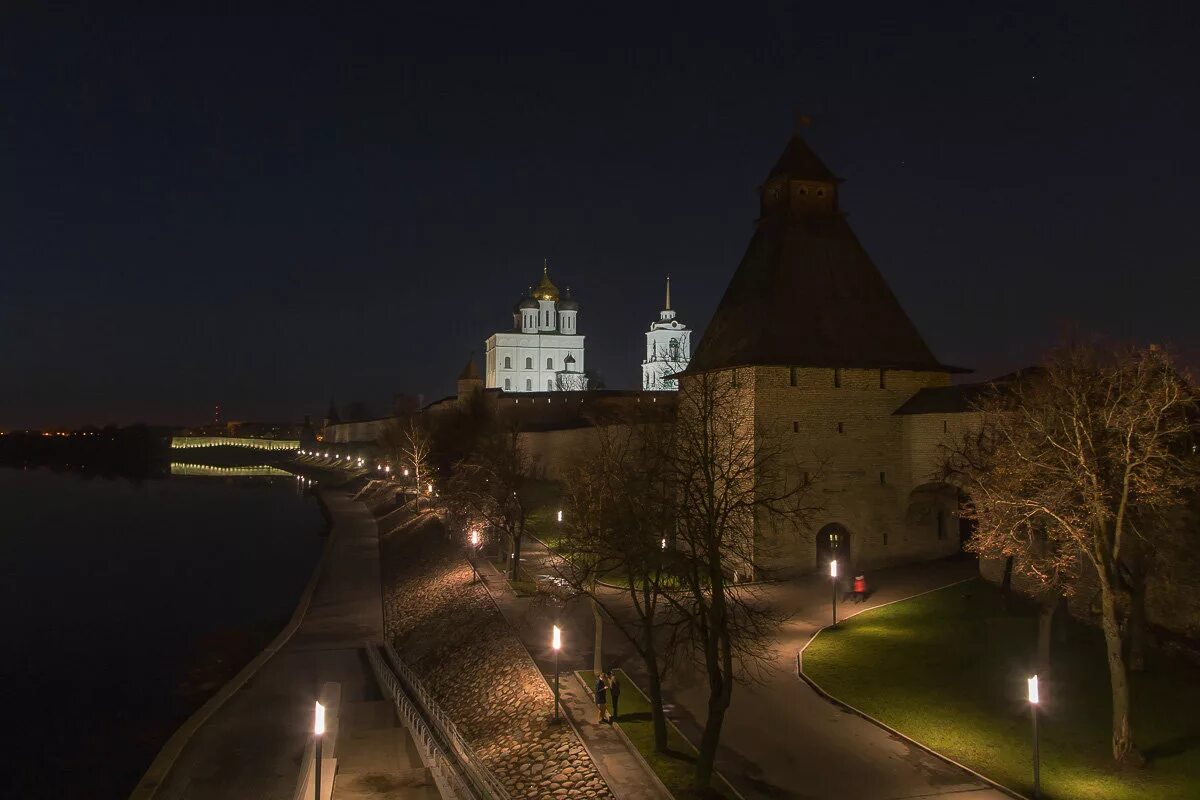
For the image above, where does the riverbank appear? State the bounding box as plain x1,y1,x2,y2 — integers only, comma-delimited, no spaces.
129,486,431,800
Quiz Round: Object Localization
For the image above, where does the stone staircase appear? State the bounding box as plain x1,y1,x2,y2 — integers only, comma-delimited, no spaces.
332,699,441,800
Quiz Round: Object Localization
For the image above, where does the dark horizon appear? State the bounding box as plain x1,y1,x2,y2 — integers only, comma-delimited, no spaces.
5,4,1198,429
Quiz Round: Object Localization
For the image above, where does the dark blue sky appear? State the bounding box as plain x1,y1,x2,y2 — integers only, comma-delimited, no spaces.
3,3,1198,428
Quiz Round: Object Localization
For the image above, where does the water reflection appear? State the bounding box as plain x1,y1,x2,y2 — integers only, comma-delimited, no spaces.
170,462,293,477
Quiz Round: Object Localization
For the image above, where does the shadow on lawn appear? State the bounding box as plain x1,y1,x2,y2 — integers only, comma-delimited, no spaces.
1144,733,1200,765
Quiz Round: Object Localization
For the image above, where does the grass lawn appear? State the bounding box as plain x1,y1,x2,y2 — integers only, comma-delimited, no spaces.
803,578,1200,800
487,556,538,596
580,669,739,800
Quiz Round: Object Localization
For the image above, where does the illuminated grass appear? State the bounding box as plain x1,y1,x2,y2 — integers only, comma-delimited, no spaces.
804,579,1200,800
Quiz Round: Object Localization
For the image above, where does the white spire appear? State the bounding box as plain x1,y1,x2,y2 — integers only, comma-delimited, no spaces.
665,274,671,311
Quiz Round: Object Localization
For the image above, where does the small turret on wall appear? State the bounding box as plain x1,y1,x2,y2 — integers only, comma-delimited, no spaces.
456,354,483,406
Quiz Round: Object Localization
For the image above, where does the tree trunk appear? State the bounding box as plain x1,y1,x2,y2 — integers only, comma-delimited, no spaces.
1054,595,1069,645
1036,596,1056,675
1129,580,1147,672
1000,556,1015,610
693,691,728,790
591,594,604,675
509,528,523,581
1099,580,1137,762
644,659,669,753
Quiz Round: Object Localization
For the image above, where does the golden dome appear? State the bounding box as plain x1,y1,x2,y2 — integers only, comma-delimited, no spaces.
534,261,559,301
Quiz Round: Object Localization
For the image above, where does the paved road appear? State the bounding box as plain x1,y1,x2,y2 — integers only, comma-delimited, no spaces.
140,490,437,800
517,536,1008,800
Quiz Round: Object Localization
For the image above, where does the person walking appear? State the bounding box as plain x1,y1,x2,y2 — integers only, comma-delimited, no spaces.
609,670,621,723
594,674,608,724
853,574,867,603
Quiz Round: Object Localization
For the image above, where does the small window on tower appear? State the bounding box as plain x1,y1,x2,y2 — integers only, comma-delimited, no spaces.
943,420,949,433
833,368,842,388
525,379,532,391
880,471,886,484
792,421,799,433
525,357,532,370
837,422,844,434
547,357,553,369
504,378,511,390
504,357,511,369
879,369,887,389
790,367,798,387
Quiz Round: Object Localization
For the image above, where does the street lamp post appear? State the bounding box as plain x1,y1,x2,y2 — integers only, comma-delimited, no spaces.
313,700,325,800
1028,675,1041,799
830,559,839,628
469,529,480,583
552,625,562,721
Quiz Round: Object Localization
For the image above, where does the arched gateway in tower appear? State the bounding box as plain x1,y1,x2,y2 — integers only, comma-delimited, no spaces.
485,262,587,392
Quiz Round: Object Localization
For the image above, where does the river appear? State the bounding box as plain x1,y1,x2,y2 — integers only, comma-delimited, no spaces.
0,465,324,799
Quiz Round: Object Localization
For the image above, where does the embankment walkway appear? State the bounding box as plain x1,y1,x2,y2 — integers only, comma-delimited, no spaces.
132,490,437,800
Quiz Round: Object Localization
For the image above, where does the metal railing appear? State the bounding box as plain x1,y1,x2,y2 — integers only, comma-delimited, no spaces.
383,640,514,800
365,645,476,800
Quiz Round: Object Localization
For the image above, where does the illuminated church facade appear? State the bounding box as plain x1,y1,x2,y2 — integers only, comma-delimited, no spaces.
484,263,588,392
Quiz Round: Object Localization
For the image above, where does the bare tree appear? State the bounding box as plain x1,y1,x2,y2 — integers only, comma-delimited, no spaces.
381,419,433,511
670,369,819,789
447,427,534,581
946,343,1196,762
556,419,683,752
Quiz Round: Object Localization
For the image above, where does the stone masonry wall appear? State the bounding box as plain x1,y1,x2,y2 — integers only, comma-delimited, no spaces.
380,513,614,799
750,366,961,574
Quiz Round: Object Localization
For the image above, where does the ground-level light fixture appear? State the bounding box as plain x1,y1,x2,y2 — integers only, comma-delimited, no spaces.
313,700,326,800
556,509,563,523
661,537,667,550
552,625,562,721
468,529,481,582
830,559,839,628
1028,674,1041,798
427,483,433,494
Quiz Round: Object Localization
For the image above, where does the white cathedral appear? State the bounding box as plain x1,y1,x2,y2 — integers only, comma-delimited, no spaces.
642,275,690,390
485,263,588,392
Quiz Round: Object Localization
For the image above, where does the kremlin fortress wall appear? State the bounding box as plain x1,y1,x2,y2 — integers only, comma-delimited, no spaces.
321,131,996,578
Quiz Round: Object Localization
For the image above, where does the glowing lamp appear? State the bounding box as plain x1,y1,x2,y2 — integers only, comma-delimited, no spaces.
661,537,667,550
556,509,563,522
314,701,326,735
427,482,433,494
1027,675,1039,705
404,468,409,476
552,625,561,651
830,559,838,578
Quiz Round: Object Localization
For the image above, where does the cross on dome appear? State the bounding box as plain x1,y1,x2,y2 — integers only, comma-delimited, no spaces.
535,258,560,301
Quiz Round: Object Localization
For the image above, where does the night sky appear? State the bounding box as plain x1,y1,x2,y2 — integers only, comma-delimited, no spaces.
4,3,1198,429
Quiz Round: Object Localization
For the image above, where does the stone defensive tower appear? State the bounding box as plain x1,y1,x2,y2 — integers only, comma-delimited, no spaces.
685,131,971,575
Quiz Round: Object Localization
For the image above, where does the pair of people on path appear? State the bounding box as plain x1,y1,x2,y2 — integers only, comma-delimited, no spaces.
594,670,621,724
